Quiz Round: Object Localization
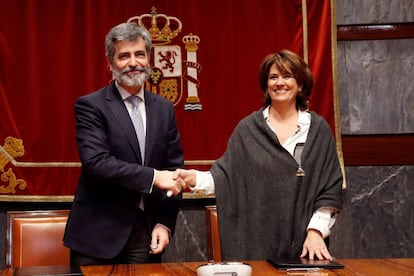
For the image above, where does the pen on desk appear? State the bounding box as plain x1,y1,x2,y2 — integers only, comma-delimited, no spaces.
286,267,322,272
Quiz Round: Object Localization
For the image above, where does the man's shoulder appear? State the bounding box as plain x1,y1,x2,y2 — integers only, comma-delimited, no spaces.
144,90,174,106
77,83,115,102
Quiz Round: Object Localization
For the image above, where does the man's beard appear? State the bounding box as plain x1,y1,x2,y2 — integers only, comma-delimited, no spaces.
112,66,151,87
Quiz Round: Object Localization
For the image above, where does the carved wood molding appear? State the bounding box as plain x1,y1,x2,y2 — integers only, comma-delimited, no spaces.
337,22,414,40
342,134,414,166
337,22,413,166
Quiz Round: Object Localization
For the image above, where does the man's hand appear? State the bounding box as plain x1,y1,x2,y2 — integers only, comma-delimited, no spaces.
149,223,170,254
301,229,333,260
173,169,197,189
153,170,185,196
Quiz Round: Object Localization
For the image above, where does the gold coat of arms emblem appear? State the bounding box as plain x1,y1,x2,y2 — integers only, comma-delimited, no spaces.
128,7,202,110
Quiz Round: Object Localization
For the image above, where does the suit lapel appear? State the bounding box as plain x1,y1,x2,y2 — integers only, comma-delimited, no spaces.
105,83,143,163
143,91,158,162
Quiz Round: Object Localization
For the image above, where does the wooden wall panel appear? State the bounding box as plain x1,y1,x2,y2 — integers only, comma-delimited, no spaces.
337,22,414,166
337,23,414,41
342,134,414,166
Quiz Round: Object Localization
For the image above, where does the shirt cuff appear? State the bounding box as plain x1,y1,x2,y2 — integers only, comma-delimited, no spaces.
190,171,215,194
149,169,155,193
307,208,337,238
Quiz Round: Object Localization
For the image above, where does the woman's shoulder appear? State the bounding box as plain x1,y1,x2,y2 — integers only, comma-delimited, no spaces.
308,111,336,139
237,108,266,126
309,111,330,126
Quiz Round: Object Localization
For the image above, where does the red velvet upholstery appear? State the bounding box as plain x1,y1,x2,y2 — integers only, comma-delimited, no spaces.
205,205,221,262
6,210,70,267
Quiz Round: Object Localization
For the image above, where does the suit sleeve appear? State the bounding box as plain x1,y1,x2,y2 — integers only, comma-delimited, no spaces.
75,95,154,193
155,103,183,234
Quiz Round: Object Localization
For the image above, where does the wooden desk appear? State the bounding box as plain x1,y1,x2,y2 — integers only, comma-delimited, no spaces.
80,259,414,276
335,258,414,275
1,259,413,275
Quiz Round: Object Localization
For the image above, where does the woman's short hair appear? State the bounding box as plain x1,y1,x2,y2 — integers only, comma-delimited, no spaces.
258,50,314,110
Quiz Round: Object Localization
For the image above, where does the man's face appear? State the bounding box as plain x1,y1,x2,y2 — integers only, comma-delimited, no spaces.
109,37,151,91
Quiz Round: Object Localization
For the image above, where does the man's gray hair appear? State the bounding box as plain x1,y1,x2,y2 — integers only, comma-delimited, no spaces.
105,22,152,64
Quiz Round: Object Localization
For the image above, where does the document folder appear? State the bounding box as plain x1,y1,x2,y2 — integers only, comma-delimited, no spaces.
267,257,344,269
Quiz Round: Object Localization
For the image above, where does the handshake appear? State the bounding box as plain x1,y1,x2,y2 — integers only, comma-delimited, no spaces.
154,169,197,197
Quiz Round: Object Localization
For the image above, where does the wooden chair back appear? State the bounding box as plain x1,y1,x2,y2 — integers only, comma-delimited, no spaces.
6,209,71,267
205,205,222,262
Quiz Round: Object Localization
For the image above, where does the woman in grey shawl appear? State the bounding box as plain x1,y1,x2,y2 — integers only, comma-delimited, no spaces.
174,50,343,261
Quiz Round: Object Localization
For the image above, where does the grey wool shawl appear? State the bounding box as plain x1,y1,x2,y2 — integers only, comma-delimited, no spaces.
211,109,343,261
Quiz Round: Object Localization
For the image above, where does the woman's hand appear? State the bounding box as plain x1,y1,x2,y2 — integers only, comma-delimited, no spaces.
301,229,333,260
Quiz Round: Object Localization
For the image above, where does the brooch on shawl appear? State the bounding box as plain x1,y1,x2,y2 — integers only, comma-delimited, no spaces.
294,143,305,177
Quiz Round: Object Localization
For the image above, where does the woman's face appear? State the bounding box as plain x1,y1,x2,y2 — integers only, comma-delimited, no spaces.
267,63,301,106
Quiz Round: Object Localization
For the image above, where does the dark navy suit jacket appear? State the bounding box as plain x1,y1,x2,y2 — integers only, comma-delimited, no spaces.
64,81,183,259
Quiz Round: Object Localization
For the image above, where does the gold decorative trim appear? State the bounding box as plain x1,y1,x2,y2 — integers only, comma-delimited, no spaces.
184,160,214,166
127,6,182,46
1,137,27,194
0,168,26,194
0,195,75,202
300,1,346,188
301,0,309,63
9,162,81,167
330,0,347,189
186,96,201,104
0,136,215,200
0,192,215,202
1,147,213,169
183,192,216,199
182,33,200,52
0,137,25,170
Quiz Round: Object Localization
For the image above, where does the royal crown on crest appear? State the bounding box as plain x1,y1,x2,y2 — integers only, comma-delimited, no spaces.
127,7,182,45
182,33,200,51
127,7,202,110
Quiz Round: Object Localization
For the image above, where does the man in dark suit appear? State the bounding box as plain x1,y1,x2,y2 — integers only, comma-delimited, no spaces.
63,22,185,266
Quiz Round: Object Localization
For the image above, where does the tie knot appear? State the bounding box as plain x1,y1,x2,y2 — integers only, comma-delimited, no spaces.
127,95,140,107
